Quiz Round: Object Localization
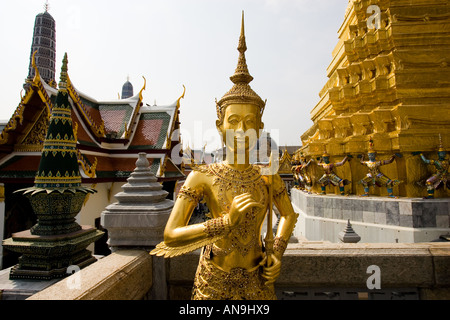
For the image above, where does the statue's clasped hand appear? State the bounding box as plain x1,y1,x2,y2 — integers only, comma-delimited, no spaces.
259,254,281,286
228,193,282,286
228,193,264,227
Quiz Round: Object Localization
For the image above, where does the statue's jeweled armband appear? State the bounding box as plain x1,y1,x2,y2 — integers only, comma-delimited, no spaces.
150,213,231,259
177,185,202,203
273,236,288,256
203,214,232,237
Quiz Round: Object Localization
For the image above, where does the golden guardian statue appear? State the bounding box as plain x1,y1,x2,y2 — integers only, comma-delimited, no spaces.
419,135,449,199
317,147,351,195
151,12,298,300
292,153,313,192
359,138,402,198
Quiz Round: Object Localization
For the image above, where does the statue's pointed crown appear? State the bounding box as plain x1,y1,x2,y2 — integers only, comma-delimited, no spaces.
322,144,329,157
438,134,445,152
216,11,266,121
368,136,375,153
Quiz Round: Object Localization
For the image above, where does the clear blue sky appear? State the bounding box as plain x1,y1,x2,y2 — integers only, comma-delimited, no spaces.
0,0,348,151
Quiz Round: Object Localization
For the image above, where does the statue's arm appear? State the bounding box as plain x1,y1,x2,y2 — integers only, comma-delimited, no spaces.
420,153,432,164
359,154,365,164
271,174,299,259
151,171,230,258
335,156,349,167
381,155,396,165
163,188,209,248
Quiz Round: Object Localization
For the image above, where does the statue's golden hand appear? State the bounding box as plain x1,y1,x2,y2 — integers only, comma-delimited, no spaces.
228,193,264,227
259,254,281,286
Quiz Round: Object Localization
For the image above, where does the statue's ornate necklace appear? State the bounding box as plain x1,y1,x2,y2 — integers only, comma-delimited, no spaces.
206,163,268,256
209,163,265,211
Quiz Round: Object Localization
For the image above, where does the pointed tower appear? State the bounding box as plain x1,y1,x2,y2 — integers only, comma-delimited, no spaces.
216,11,266,118
26,2,57,88
31,53,90,197
121,76,134,99
3,54,103,280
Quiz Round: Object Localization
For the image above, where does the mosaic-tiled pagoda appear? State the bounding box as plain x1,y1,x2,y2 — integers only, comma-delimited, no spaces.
299,0,450,198
26,4,57,88
2,54,104,280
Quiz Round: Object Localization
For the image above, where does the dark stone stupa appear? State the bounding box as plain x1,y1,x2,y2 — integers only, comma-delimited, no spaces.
2,53,104,280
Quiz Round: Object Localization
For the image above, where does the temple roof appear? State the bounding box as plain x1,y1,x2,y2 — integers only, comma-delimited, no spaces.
278,148,294,175
0,61,185,183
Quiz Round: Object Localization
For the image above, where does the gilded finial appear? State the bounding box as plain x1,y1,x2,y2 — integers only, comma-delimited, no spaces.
216,11,266,121
139,76,146,101
177,85,186,109
230,11,253,85
44,1,50,12
31,50,41,83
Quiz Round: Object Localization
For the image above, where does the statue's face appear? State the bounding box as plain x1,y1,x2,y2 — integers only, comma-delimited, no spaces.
368,152,376,161
322,156,330,164
438,151,446,160
217,103,263,156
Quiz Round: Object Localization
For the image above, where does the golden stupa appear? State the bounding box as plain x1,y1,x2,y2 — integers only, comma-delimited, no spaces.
299,0,450,198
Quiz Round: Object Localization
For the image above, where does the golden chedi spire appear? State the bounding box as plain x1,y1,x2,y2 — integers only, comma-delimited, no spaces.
216,11,266,121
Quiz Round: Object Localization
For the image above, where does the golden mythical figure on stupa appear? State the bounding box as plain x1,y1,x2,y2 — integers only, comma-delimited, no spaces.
358,137,402,198
151,12,298,300
316,147,351,195
418,134,449,199
292,152,313,192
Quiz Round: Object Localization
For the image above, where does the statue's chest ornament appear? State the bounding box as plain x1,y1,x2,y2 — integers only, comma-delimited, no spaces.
207,163,267,210
205,163,268,256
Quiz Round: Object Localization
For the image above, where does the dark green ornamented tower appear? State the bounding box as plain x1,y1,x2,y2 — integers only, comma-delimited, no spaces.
2,54,104,280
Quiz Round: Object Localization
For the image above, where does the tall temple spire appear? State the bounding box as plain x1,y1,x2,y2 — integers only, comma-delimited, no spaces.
230,11,254,85
26,4,56,88
216,11,265,117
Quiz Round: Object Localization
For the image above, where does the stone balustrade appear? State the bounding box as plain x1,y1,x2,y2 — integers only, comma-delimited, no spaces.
291,188,450,243
23,241,450,300
27,250,152,300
